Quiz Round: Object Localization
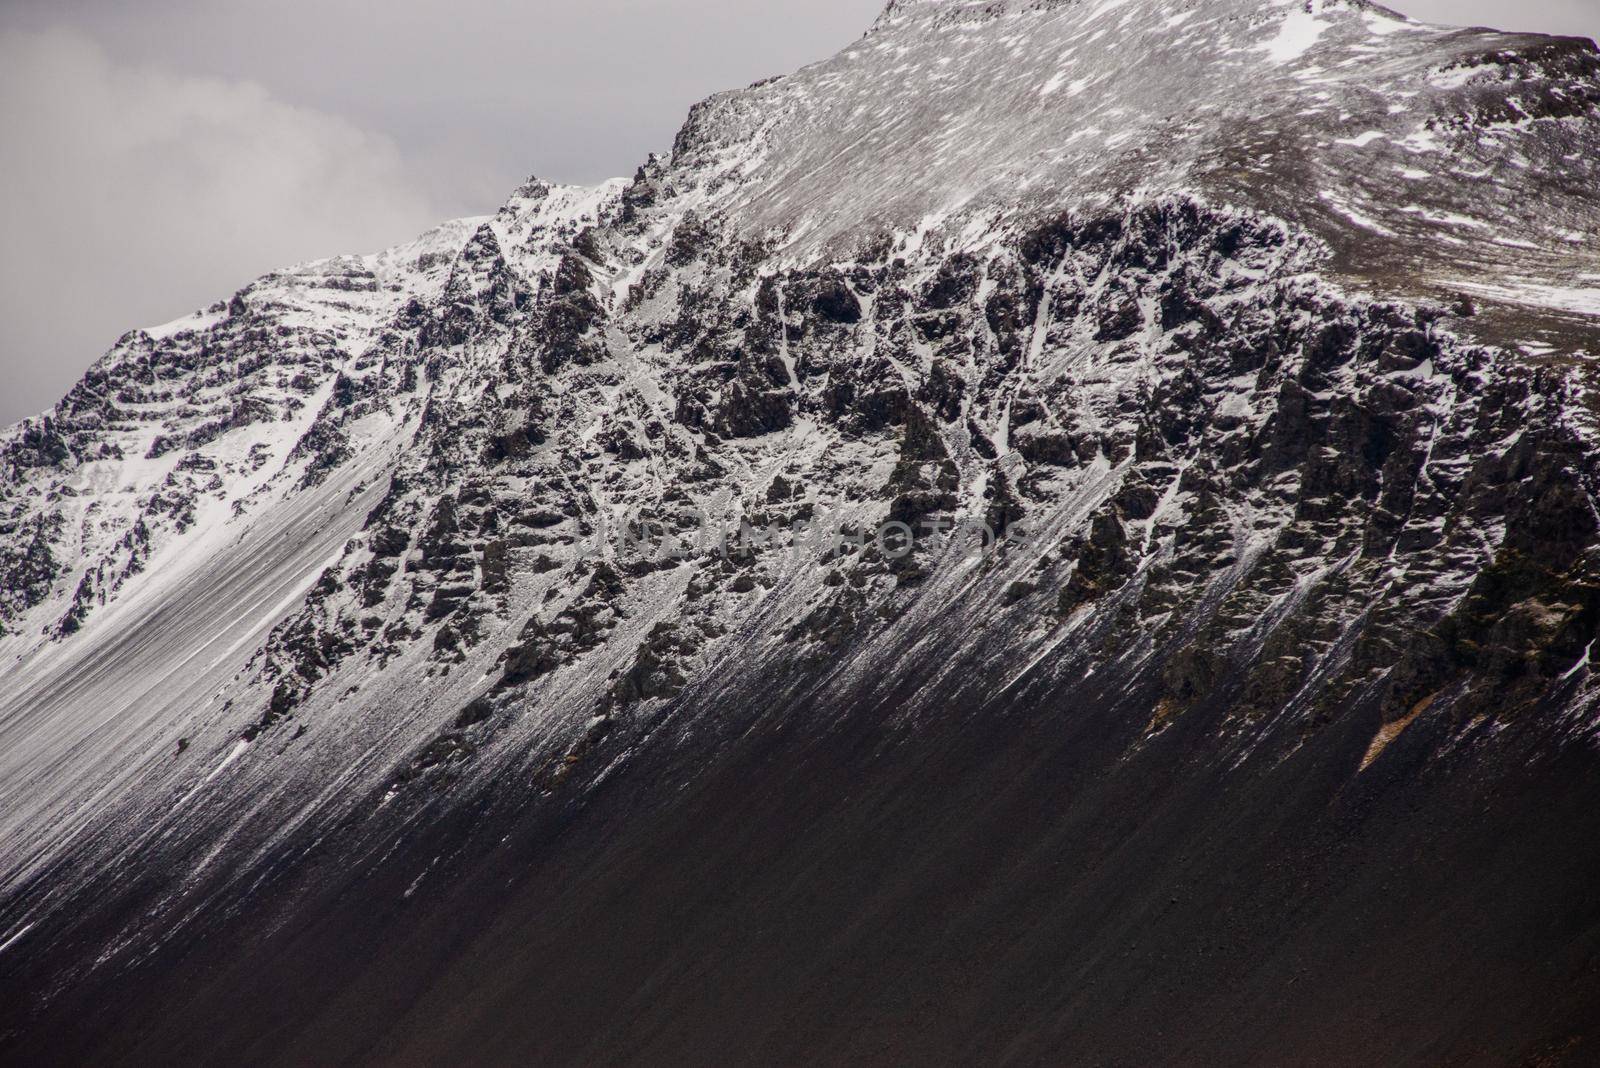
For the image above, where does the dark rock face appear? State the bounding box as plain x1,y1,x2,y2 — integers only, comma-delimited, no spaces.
4,1,1600,1064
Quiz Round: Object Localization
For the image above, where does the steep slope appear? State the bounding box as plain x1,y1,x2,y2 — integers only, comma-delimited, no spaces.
3,0,1600,1063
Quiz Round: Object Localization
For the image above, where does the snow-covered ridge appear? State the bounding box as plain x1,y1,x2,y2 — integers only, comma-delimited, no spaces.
677,0,1599,309
0,178,623,900
1,0,1598,1033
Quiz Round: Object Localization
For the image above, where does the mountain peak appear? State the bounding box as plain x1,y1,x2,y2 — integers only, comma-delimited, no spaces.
4,1,1600,1062
670,0,1599,322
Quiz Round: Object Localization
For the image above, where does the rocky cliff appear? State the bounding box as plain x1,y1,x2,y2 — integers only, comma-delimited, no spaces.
3,1,1600,1063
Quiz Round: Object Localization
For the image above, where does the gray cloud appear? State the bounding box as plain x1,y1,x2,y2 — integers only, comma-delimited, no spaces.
0,1,885,426
0,0,1594,427
0,27,451,426
1400,0,1598,39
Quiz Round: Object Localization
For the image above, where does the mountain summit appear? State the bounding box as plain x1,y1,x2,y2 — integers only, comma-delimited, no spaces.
3,1,1600,1063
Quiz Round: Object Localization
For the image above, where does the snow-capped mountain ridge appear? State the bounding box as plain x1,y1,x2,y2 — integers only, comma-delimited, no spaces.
3,3,1600,1062
677,0,1599,291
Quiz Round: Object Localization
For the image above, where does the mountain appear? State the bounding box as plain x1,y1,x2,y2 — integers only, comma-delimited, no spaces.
3,0,1600,1062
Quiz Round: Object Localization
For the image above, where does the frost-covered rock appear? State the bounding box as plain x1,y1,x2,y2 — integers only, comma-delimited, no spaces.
3,1,1600,1062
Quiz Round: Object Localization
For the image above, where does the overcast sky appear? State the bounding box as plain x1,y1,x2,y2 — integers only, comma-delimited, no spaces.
1,0,1596,427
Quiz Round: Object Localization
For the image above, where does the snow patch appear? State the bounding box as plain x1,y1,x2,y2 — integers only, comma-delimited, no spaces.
145,307,226,341
0,923,33,957
1454,282,1600,318
1399,128,1444,154
1430,66,1479,90
1366,11,1425,36
1258,3,1331,65
1320,192,1395,236
1336,131,1387,147
206,740,251,782
1400,206,1487,230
